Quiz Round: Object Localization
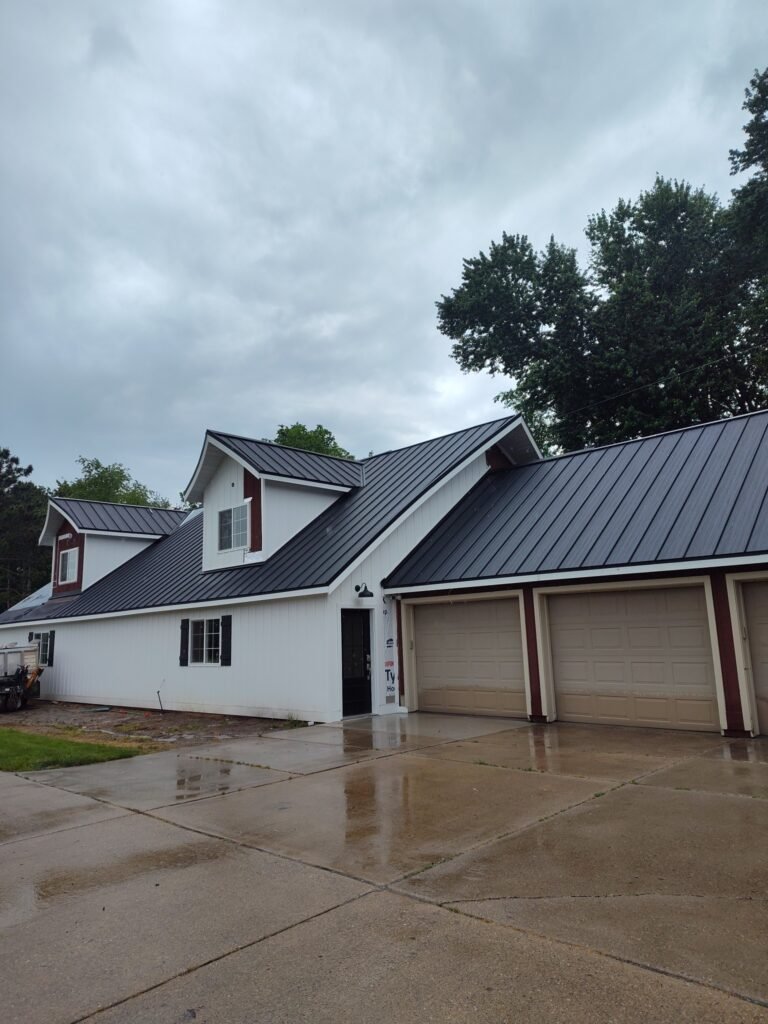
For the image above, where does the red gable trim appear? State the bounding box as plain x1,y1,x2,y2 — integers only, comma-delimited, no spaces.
52,523,84,596
244,471,262,552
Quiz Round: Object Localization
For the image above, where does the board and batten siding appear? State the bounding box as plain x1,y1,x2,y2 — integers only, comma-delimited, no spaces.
19,596,333,720
330,455,491,715
261,480,338,559
82,535,154,589
201,458,246,571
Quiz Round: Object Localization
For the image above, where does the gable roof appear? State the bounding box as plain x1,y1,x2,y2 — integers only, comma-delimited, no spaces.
1,415,522,624
185,431,362,501
48,498,188,537
384,409,768,590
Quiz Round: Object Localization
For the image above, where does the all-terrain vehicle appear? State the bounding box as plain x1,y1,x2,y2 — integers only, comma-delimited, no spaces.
0,643,44,712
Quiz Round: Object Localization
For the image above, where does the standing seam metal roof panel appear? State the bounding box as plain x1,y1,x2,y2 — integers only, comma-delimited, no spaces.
52,498,188,536
209,432,363,488
383,410,768,589
0,416,520,624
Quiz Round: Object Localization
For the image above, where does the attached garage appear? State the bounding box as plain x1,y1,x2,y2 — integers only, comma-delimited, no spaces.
743,581,768,735
413,598,525,717
546,586,720,732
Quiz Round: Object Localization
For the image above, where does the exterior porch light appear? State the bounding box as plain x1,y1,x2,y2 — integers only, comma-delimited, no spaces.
355,583,374,598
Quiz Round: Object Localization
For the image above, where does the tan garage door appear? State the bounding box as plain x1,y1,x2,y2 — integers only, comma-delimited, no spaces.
743,581,768,735
548,587,719,731
413,599,525,717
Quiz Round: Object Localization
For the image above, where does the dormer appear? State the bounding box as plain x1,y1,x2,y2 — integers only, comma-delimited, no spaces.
39,498,188,596
184,431,363,572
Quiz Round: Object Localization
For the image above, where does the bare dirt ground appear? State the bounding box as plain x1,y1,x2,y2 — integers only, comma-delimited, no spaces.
0,699,288,752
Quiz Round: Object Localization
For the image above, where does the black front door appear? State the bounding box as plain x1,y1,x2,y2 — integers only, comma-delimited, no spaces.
341,609,371,716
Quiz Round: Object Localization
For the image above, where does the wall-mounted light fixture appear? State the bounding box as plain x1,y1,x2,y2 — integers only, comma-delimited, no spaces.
355,583,374,598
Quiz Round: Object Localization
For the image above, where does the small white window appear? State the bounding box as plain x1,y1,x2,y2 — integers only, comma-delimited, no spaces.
59,548,79,584
34,632,50,665
218,504,248,551
190,618,221,664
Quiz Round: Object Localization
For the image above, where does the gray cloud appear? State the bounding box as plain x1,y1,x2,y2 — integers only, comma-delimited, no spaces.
1,0,766,499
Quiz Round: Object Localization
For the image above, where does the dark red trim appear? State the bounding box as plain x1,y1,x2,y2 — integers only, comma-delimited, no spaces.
52,524,84,596
709,571,746,733
395,599,406,701
485,445,513,471
521,586,543,718
243,471,262,552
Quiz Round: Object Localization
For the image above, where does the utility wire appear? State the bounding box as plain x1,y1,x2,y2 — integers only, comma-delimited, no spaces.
561,337,765,419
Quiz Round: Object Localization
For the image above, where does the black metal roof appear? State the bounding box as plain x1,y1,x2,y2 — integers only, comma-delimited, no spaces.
209,431,363,488
0,416,518,624
52,498,188,536
384,410,768,589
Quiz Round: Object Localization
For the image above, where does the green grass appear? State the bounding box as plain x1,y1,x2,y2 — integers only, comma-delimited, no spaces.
0,729,140,772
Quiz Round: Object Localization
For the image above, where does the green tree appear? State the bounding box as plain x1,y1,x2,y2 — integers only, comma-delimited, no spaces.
56,456,171,507
437,68,768,451
270,424,354,459
0,448,50,611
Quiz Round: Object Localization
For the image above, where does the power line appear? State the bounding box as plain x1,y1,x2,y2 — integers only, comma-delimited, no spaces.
563,338,766,420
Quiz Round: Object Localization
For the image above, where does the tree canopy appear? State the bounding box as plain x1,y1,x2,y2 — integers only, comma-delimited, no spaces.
56,456,171,507
438,66,768,452
270,423,354,459
0,448,50,610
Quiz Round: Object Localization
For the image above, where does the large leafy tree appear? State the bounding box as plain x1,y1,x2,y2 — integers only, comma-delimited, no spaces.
270,423,353,459
438,67,768,451
0,449,50,611
56,456,170,507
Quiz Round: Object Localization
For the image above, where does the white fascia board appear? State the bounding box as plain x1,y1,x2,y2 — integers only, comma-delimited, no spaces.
328,417,523,595
38,502,70,546
183,434,227,503
260,473,351,494
81,530,164,541
384,554,768,596
0,585,330,630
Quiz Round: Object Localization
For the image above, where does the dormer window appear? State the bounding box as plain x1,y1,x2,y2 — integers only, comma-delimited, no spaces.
218,503,248,551
59,548,79,584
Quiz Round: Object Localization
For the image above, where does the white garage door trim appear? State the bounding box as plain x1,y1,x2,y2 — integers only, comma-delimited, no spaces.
533,577,729,732
729,572,768,736
403,592,530,716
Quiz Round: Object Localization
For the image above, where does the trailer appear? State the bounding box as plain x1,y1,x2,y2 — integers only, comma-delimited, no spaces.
0,643,44,712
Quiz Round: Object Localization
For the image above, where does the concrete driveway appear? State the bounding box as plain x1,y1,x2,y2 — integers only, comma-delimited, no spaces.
3,714,768,1023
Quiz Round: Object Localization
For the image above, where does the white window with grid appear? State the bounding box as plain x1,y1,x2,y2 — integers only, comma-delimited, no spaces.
59,548,79,584
218,504,248,551
190,618,221,664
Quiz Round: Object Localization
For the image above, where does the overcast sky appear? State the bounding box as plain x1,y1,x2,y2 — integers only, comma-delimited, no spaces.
1,1,766,501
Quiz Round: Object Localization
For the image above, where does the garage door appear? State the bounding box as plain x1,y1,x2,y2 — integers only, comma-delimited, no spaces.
743,581,768,735
413,599,525,717
548,587,719,731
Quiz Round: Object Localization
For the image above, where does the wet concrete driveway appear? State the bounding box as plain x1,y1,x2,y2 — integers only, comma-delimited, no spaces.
4,714,768,1023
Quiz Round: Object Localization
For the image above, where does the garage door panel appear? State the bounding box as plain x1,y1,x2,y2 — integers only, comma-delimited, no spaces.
743,582,768,735
549,586,719,732
414,599,525,719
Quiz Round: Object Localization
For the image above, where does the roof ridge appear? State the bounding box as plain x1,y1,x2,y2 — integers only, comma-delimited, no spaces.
362,413,522,463
513,407,768,468
208,429,361,466
53,496,185,513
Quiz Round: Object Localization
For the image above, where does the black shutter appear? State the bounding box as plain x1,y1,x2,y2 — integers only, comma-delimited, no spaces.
220,615,232,666
47,630,55,667
179,619,190,667
28,632,33,642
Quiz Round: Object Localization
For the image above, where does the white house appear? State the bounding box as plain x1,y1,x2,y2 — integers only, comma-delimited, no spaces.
2,411,768,740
